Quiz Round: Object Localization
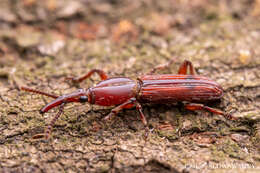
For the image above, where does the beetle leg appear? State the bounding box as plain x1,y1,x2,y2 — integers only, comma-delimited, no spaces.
103,98,149,138
136,102,150,139
178,60,195,75
66,69,108,84
184,103,236,120
103,98,148,126
103,98,136,121
136,102,147,126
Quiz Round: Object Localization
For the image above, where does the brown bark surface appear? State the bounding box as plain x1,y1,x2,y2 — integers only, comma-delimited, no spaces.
0,0,259,172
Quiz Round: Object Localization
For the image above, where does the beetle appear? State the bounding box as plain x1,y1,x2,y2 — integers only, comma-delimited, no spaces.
21,60,235,139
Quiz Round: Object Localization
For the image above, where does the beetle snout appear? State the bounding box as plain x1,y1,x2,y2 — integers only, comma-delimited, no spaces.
40,89,88,113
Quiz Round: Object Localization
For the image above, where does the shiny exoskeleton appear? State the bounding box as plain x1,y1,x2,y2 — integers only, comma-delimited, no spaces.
21,60,234,139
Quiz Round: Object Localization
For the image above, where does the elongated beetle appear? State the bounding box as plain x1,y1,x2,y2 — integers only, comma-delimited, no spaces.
21,60,235,139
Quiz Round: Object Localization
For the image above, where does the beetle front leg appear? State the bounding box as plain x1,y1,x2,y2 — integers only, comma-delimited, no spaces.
184,103,236,120
66,69,108,84
178,60,195,75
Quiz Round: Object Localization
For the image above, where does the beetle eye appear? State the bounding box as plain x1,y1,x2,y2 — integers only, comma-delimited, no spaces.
79,96,88,103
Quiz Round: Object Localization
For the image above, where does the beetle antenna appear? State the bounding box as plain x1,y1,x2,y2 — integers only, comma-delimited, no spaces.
32,103,65,140
21,86,58,99
45,103,65,139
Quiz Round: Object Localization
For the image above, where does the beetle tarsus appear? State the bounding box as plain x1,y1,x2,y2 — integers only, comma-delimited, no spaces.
184,103,235,120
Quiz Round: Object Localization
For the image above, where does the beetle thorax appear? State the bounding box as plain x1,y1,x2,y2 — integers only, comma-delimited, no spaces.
88,77,138,106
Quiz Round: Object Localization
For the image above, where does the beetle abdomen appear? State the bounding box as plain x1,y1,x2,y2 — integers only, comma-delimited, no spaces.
138,75,223,103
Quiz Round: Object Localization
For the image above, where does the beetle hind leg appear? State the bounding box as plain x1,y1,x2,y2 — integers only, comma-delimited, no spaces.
184,103,237,120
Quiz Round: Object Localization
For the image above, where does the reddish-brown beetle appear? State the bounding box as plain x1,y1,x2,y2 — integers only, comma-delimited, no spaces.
21,60,235,139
